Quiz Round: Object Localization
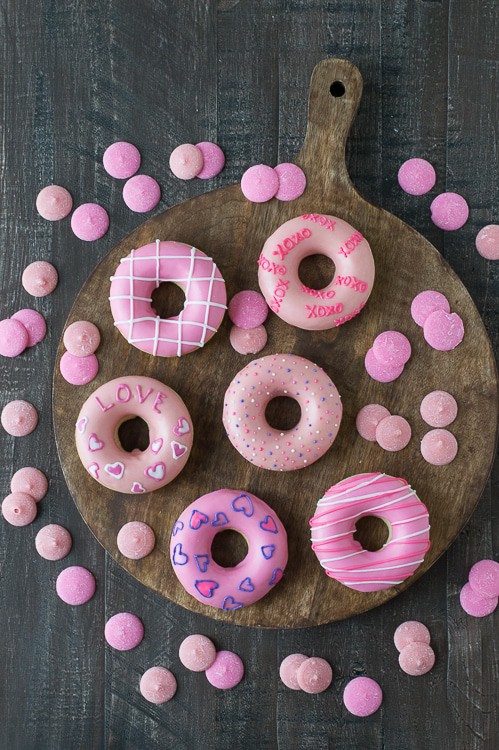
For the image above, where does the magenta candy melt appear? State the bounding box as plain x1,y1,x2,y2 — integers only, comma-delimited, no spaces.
372,331,411,367
71,203,109,241
11,309,47,347
397,158,436,196
468,560,499,599
410,290,450,327
430,192,469,230
122,175,161,212
343,676,383,717
274,163,306,201
56,566,96,605
240,164,279,203
105,612,144,650
459,582,497,617
364,347,404,383
423,310,464,350
195,142,225,179
228,290,268,329
205,650,244,690
59,351,99,385
0,319,29,357
103,141,141,179
475,224,499,260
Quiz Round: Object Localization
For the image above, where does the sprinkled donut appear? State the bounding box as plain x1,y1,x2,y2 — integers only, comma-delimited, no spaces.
75,376,193,494
257,214,375,330
223,354,342,471
170,489,288,610
109,239,226,357
310,472,430,591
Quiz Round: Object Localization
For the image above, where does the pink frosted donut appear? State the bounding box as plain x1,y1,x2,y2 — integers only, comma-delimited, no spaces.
109,240,226,357
310,472,430,592
223,354,342,471
170,489,288,611
75,376,193,493
257,214,375,330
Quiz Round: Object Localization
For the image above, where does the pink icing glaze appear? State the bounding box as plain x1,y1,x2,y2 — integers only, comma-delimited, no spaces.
310,472,430,592
195,142,225,179
36,185,73,220
75,376,193,493
109,240,226,357
420,429,458,465
35,524,72,560
0,319,29,357
63,320,101,356
103,141,141,179
430,192,469,230
375,415,412,452
364,347,405,383
460,582,497,617
140,667,177,703
372,331,411,367
420,390,458,428
468,559,499,599
117,521,156,559
1,400,38,436
398,642,435,676
410,290,450,327
2,492,37,526
279,654,308,690
240,165,279,203
356,404,391,442
423,310,464,351
11,467,48,501
105,612,144,650
60,352,99,385
22,260,58,297
393,621,431,652
475,224,499,261
343,676,383,717
397,158,436,196
122,175,161,213
258,214,374,330
71,203,109,241
274,163,307,201
178,634,217,672
56,566,95,605
228,290,268,329
205,650,244,689
223,354,342,472
11,309,47,347
170,489,288,610
169,144,204,180
296,657,333,694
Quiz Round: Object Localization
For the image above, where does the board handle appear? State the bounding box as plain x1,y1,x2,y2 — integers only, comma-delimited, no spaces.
296,58,363,195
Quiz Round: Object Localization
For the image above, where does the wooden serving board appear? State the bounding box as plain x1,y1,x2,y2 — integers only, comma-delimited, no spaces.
53,59,498,628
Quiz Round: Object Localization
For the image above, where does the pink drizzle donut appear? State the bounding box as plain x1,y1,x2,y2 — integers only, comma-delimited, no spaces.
310,472,430,592
257,214,375,330
170,489,288,610
223,354,342,471
109,240,226,357
75,376,193,493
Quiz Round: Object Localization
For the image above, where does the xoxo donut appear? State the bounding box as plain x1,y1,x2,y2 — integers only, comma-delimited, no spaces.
75,376,193,493
257,214,375,330
109,239,226,357
170,489,288,610
223,353,342,471
310,472,430,592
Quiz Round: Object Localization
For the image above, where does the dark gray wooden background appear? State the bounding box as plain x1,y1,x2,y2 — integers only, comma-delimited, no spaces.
0,1,497,749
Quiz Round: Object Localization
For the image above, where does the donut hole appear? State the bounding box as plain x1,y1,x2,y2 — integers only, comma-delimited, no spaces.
117,417,150,453
265,397,301,431
330,80,346,97
354,516,390,552
298,254,335,292
211,530,248,568
151,282,185,319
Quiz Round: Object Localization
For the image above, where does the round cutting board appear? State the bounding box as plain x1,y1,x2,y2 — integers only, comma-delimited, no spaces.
53,58,498,628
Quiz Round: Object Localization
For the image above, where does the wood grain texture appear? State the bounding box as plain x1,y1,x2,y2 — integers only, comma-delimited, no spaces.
0,1,497,748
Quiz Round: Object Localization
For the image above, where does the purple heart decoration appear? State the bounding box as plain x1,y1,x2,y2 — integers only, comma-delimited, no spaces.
238,577,255,593
231,493,254,517
195,579,219,599
260,515,278,534
261,545,276,560
172,520,184,537
189,510,209,530
268,568,284,586
211,512,229,527
222,596,243,610
172,543,188,566
194,554,210,573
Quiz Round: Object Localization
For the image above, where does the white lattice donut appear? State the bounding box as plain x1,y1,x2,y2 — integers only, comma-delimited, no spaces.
109,239,227,357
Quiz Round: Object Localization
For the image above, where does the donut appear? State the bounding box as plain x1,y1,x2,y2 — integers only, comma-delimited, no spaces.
257,214,375,330
222,353,342,471
109,239,226,357
310,472,430,592
170,489,288,610
75,376,193,494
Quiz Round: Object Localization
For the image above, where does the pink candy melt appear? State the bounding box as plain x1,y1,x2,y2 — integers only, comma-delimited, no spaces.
240,164,279,203
56,566,95,605
372,331,411,366
205,650,244,689
459,582,497,617
22,260,58,297
375,415,412,451
274,163,307,201
36,185,73,221
279,654,308,690
11,467,48,501
123,175,161,212
105,612,144,650
411,290,450,327
475,224,499,260
343,676,383,717
35,524,72,560
420,390,458,427
394,621,431,652
296,657,333,694
195,142,225,179
399,642,435,676
103,141,141,179
420,429,458,465
2,492,37,526
169,144,204,180
1,400,38,436
468,559,499,599
229,325,267,355
0,319,29,357
178,634,217,672
423,310,464,350
430,192,469,230
397,158,436,196
60,351,99,385
71,203,109,241
11,309,47,347
356,404,391,441
117,521,155,559
63,320,101,356
140,667,177,704
228,290,268,329
364,347,404,383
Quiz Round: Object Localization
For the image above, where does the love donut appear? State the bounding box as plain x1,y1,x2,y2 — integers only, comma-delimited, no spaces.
75,376,193,494
257,214,375,330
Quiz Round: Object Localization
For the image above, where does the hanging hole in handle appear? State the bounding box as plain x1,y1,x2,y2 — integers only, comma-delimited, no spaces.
330,80,346,97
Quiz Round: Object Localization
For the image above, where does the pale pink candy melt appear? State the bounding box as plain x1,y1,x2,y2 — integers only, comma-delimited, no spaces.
240,164,279,203
35,524,72,560
410,290,450,327
56,565,96,605
372,331,411,367
105,612,144,650
420,390,458,428
195,142,225,179
228,290,268,329
71,203,109,241
22,260,58,297
475,224,499,260
140,667,177,704
11,309,47,347
59,351,99,385
205,650,244,689
468,559,499,599
117,521,155,560
123,175,161,212
1,400,38,436
393,621,431,652
274,163,307,201
0,319,29,357
279,653,308,690
229,325,267,355
397,158,436,196
398,642,435,676
178,634,217,672
296,657,333,694
459,582,497,617
423,310,464,351
2,492,37,526
364,347,405,383
430,192,469,230
375,415,412,451
169,144,204,180
63,320,101,356
420,428,458,465
343,676,383,717
356,404,391,441
36,185,73,221
103,141,141,179
11,467,48,501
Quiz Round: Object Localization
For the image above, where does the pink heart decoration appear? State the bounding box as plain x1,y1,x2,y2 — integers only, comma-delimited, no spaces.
150,438,163,454
104,462,125,479
145,462,166,481
171,441,187,459
88,433,104,452
260,515,278,534
173,417,190,436
131,482,145,493
88,462,99,479
76,417,88,434
268,567,284,586
194,579,219,599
